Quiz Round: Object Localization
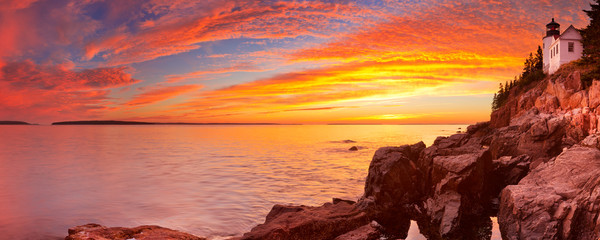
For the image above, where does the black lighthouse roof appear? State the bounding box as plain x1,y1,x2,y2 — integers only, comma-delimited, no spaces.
546,18,560,37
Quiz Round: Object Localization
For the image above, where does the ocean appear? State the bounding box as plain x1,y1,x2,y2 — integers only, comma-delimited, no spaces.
0,124,500,239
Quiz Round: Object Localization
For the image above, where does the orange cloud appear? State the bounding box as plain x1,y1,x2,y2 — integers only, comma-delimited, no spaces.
125,85,202,106
0,61,140,123
165,62,268,83
157,55,513,123
289,0,590,63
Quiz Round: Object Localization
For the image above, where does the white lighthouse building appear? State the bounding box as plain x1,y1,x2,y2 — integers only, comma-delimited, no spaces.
542,18,584,74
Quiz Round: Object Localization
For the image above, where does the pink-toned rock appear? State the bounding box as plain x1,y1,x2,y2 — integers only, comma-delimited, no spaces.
499,146,600,240
333,221,382,240
589,80,600,108
65,223,205,240
546,71,582,108
359,142,425,237
535,93,560,113
241,200,370,240
517,88,540,112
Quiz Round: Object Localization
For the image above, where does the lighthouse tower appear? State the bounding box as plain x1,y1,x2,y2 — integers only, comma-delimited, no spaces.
542,18,560,73
542,18,583,74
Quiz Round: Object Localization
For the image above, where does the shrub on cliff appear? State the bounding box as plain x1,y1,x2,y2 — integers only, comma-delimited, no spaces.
582,0,600,63
492,46,545,111
581,0,600,85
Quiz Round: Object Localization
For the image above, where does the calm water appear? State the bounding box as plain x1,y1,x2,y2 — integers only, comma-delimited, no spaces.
0,124,499,239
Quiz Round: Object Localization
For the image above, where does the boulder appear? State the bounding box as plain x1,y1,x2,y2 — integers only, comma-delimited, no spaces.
65,223,204,240
359,142,426,237
589,80,600,109
241,200,370,240
499,146,600,240
333,221,382,240
535,93,560,113
417,149,493,239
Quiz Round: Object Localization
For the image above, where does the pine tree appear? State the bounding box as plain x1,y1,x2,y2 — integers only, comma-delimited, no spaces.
582,0,600,63
535,46,543,70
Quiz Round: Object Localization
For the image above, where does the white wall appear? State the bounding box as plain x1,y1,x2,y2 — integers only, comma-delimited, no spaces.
543,36,553,73
547,27,583,74
549,40,561,74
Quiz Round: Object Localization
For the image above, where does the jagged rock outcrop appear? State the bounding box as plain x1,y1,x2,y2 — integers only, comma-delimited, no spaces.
358,142,425,237
65,223,204,240
357,122,530,240
499,145,600,239
241,199,369,240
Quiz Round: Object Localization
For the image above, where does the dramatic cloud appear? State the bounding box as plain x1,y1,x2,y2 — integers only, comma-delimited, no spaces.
0,0,594,123
83,0,373,65
0,61,140,123
125,85,202,106
165,62,267,83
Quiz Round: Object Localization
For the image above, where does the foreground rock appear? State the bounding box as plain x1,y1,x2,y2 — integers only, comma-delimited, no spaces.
499,146,600,239
241,199,370,240
65,223,205,240
358,128,501,239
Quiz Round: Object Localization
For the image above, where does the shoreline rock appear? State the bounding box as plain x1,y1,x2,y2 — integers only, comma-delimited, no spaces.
65,223,205,240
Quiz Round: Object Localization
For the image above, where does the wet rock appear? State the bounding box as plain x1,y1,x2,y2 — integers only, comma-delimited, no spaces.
499,146,600,240
467,122,490,135
359,142,426,237
491,155,531,187
333,221,382,240
417,149,493,239
349,146,359,151
242,200,370,240
65,223,205,240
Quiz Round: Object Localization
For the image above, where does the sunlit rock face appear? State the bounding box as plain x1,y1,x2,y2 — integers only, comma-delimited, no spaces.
358,124,513,240
353,69,600,239
65,223,205,240
491,71,600,143
241,199,370,240
499,146,600,240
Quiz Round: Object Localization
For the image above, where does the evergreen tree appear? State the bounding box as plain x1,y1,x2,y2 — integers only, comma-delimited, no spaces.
582,0,600,63
535,46,543,70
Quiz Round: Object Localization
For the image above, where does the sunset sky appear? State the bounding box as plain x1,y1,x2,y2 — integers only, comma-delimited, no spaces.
0,0,593,124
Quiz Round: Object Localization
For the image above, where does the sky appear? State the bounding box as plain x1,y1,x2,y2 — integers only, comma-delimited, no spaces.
0,0,593,124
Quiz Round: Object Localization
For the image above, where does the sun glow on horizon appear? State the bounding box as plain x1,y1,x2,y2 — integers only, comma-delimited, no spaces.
0,0,592,124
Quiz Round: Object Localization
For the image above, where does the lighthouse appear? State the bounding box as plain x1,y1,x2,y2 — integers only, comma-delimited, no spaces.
542,18,560,73
542,18,584,74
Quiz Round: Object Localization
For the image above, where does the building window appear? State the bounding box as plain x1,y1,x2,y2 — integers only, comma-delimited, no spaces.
569,42,574,52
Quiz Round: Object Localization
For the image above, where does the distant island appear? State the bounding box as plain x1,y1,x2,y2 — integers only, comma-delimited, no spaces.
0,121,31,125
52,120,154,125
51,120,283,125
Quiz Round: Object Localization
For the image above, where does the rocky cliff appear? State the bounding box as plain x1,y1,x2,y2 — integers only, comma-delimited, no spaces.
234,66,600,240
66,66,600,239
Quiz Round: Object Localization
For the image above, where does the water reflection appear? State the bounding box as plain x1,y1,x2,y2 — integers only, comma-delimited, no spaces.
0,125,474,239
